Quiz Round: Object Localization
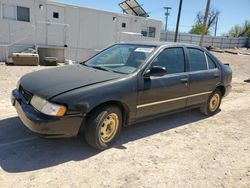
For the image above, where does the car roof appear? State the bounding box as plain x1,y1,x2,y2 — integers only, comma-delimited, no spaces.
120,41,203,49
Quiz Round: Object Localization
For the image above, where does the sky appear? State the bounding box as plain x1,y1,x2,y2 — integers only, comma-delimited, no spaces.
54,0,250,36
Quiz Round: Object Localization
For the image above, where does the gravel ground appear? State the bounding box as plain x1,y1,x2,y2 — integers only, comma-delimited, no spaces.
0,52,250,188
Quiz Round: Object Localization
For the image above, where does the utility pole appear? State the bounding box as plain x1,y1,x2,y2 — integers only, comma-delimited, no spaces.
199,0,211,46
174,0,183,42
214,15,218,36
164,7,172,32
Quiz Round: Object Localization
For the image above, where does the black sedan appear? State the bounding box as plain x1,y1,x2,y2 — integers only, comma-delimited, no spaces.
12,42,232,150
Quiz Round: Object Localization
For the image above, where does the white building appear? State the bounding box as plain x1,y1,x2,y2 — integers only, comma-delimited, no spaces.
0,0,162,63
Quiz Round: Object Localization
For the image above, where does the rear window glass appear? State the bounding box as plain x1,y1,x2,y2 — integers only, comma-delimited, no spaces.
207,54,217,69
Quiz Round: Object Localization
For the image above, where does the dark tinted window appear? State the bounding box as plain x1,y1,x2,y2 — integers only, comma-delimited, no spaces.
141,30,147,37
151,48,185,74
207,54,217,69
187,48,207,71
53,12,59,18
141,27,156,38
17,6,30,22
122,22,126,28
148,27,156,38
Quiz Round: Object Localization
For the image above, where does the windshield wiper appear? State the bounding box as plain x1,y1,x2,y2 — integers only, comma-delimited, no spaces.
89,65,112,72
80,62,87,65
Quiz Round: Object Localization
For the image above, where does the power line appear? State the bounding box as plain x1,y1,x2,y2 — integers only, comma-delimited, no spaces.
147,8,165,15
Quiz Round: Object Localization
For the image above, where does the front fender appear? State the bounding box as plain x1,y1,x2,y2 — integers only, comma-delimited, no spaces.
50,76,138,122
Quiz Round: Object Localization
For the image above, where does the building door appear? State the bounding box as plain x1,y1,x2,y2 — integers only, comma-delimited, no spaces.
46,4,65,46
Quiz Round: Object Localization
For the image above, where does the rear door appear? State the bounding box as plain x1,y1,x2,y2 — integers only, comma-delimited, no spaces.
186,47,220,106
137,47,189,119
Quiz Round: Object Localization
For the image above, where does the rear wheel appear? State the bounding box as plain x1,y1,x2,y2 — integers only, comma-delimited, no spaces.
200,89,222,116
85,105,122,150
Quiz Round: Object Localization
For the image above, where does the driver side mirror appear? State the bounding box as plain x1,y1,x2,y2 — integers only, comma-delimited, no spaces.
143,66,167,79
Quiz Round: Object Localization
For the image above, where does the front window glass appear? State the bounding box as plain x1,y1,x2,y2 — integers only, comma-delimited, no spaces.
151,47,185,74
85,44,156,74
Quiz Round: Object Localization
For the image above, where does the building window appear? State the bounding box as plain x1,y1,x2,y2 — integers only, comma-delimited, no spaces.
141,27,148,37
122,22,126,28
53,12,59,19
2,4,30,22
3,4,16,20
17,6,30,22
148,27,156,38
141,26,156,38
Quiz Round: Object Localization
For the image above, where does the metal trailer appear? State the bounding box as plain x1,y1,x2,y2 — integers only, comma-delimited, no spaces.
0,0,162,62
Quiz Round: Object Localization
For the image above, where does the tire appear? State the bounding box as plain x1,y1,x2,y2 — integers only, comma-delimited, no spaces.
200,89,222,116
85,105,122,150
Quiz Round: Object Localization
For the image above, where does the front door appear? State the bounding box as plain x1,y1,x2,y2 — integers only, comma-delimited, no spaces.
137,47,189,119
47,4,65,46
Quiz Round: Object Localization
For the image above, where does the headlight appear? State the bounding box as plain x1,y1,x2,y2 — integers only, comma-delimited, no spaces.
30,95,66,116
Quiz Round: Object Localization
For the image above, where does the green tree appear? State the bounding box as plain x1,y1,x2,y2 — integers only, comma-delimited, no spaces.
241,20,250,37
228,25,242,37
228,20,250,37
189,9,220,35
189,23,209,35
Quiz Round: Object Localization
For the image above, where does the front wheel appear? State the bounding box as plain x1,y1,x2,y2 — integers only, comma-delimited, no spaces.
85,105,122,150
200,89,222,116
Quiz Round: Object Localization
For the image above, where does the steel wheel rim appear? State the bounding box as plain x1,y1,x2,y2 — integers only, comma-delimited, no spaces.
209,93,220,112
99,113,119,143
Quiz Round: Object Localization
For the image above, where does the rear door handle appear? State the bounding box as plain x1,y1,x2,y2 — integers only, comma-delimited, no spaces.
180,78,189,83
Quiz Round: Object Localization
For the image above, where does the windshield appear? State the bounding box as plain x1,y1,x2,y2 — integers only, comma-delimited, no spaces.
84,44,156,74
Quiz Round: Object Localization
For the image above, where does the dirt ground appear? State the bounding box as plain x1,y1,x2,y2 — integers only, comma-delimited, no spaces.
0,52,250,188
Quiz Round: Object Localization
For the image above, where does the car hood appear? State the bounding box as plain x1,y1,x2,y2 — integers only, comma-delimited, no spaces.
20,65,124,99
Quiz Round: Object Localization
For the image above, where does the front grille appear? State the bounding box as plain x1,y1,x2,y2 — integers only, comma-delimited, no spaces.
19,85,33,102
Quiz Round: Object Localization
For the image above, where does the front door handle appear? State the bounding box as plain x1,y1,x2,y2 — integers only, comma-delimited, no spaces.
180,78,188,83
214,74,220,78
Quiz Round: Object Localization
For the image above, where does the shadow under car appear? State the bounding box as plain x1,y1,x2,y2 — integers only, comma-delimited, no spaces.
0,109,207,173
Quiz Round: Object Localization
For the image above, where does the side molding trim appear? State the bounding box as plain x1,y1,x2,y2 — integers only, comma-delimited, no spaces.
137,91,212,108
